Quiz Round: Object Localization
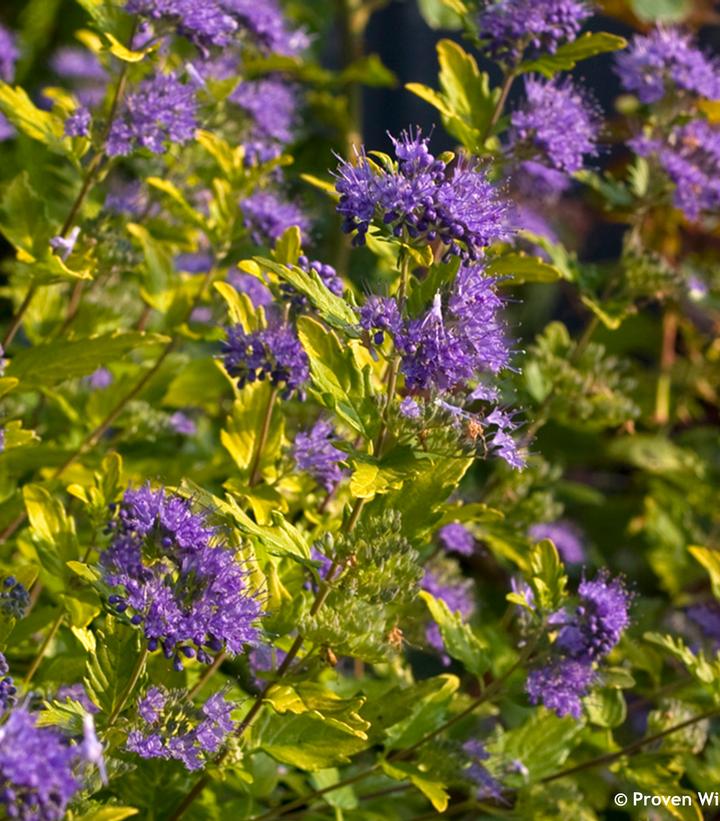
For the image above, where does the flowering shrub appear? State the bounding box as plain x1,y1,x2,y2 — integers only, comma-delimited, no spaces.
0,0,719,818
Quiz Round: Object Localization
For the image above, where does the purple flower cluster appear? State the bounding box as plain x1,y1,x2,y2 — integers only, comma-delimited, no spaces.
64,107,91,138
529,520,585,564
526,572,630,718
463,740,503,800
616,28,720,104
101,485,263,669
298,256,344,297
0,652,16,714
440,402,526,470
359,296,403,346
438,522,475,557
126,0,307,55
241,190,311,245
228,270,274,307
127,688,234,771
422,566,476,663
223,323,309,397
631,120,720,221
0,24,19,142
510,77,599,194
0,576,30,620
335,130,507,261
51,47,108,108
0,706,81,820
477,0,592,62
397,265,510,392
231,77,299,163
107,72,198,157
292,420,346,492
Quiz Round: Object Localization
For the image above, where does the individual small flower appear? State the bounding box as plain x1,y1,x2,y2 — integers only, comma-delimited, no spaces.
631,119,720,221
556,572,631,661
127,687,235,771
101,485,263,669
0,652,17,714
526,657,596,718
0,705,82,820
242,190,311,245
438,523,475,557
82,714,107,785
0,576,30,619
107,71,198,157
169,411,197,436
399,397,422,419
292,420,346,492
335,131,506,260
222,323,309,397
51,47,108,108
422,565,475,663
50,227,80,262
463,740,504,800
529,520,585,564
509,76,599,193
64,106,91,138
616,27,720,104
477,0,593,62
359,296,402,345
85,367,113,390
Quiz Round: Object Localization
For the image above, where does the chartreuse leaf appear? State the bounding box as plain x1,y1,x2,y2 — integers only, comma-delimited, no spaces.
74,0,131,39
256,711,369,770
221,381,285,478
6,331,169,389
126,223,176,312
381,759,449,812
309,769,358,810
73,808,139,821
384,675,460,750
584,687,627,728
417,0,464,29
644,633,720,690
420,591,489,676
264,682,370,739
84,616,144,718
256,257,358,332
407,39,498,149
0,85,70,156
146,178,208,230
488,252,564,284
519,32,627,77
487,711,583,783
529,539,568,612
297,316,379,441
24,484,79,581
690,546,720,599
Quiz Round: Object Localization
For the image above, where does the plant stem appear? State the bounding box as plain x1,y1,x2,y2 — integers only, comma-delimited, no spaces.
654,308,677,426
249,387,279,487
107,646,150,728
2,286,38,348
483,69,516,144
186,652,227,702
542,706,720,784
23,612,64,686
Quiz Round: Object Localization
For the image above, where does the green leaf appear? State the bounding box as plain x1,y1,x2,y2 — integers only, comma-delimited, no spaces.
420,590,488,676
264,682,370,739
520,32,628,77
256,711,369,770
256,257,358,332
644,633,720,688
631,0,690,22
6,331,168,389
416,0,464,29
84,616,143,718
126,223,175,312
297,316,379,440
487,711,583,783
309,769,358,810
584,687,627,728
381,759,449,812
24,484,79,584
222,382,285,477
72,808,139,821
487,252,564,284
384,674,460,750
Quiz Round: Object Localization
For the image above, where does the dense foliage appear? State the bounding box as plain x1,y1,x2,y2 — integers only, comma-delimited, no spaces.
0,0,719,818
